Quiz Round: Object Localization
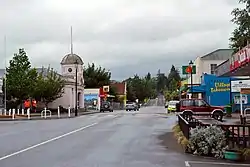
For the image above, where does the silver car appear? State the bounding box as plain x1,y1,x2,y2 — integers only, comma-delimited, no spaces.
125,102,139,111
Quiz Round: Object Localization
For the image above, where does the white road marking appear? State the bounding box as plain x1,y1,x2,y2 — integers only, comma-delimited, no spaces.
0,122,98,161
185,161,190,167
187,160,250,166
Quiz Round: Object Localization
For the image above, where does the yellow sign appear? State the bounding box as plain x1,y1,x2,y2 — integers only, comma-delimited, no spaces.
210,82,230,92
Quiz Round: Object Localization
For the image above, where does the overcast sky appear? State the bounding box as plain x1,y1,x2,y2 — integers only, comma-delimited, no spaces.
0,0,241,80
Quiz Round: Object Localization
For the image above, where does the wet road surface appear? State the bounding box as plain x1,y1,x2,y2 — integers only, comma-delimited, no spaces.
0,106,243,167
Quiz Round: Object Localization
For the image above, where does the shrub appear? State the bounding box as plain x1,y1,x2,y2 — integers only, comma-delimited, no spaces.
188,125,228,158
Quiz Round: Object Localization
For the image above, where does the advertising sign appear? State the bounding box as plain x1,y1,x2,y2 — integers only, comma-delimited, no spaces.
182,65,196,75
231,80,250,92
234,94,248,104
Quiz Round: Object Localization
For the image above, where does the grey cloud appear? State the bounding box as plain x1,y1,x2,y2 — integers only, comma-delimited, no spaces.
0,0,239,80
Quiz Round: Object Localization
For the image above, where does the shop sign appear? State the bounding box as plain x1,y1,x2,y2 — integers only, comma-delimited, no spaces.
210,82,230,93
231,80,250,92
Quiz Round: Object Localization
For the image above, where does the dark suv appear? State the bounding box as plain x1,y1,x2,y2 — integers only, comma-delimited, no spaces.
178,99,226,121
100,101,113,112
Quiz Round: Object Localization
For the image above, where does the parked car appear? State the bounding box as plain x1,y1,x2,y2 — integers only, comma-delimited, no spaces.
167,100,179,112
100,101,113,112
126,102,139,111
178,98,226,120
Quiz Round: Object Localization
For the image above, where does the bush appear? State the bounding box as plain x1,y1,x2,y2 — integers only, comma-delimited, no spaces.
172,125,190,151
188,125,228,158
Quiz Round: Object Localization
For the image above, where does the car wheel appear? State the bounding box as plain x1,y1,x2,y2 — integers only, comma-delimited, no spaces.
213,112,223,121
182,111,193,121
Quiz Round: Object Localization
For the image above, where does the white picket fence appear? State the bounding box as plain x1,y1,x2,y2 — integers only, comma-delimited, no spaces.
0,106,72,120
0,108,30,120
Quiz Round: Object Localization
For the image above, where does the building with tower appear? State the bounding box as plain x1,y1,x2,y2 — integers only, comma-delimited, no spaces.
48,53,85,109
47,27,85,109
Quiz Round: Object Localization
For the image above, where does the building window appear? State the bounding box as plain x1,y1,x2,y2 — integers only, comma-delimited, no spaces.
210,64,217,74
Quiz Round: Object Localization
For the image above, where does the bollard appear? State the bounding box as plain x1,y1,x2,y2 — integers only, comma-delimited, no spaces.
12,109,15,120
4,109,6,115
9,109,11,116
68,107,71,117
27,108,30,119
58,106,60,118
21,109,24,115
17,109,20,115
44,107,47,119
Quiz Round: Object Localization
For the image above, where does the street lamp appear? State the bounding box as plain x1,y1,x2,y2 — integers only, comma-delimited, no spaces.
75,60,78,116
189,60,194,97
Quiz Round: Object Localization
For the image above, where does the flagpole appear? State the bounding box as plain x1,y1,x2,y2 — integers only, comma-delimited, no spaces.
4,36,7,111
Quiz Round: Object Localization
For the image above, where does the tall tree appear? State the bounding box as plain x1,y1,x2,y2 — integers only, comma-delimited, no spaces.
156,73,167,93
83,63,111,88
167,65,181,91
230,0,250,52
34,67,65,107
6,48,37,104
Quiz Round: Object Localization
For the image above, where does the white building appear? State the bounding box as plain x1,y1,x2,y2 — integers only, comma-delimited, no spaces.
48,53,85,109
188,49,233,85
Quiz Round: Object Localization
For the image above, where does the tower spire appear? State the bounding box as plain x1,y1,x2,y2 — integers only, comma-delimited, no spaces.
70,26,73,55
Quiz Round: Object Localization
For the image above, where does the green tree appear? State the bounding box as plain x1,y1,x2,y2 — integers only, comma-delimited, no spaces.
125,73,157,102
83,63,111,88
125,77,137,101
34,67,65,107
230,0,250,53
167,65,181,91
156,73,167,93
6,48,38,106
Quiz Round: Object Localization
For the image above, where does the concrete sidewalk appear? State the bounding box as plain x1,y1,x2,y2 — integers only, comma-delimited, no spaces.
0,110,100,121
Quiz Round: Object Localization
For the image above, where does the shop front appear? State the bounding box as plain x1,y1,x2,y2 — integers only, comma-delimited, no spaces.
231,79,250,112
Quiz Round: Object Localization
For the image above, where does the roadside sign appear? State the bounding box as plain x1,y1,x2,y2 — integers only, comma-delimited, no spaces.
231,80,250,92
103,85,109,92
240,88,250,94
182,65,196,75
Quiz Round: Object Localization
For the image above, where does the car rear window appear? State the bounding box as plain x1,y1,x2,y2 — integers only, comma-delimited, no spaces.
181,100,193,106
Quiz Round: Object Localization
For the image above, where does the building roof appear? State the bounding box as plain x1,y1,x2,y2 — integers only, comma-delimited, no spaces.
61,53,83,65
201,49,233,60
110,82,126,95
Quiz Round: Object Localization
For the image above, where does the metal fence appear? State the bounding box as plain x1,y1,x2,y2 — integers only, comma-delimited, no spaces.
178,114,250,148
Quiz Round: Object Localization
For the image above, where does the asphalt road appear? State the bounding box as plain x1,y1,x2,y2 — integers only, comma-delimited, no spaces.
0,107,248,167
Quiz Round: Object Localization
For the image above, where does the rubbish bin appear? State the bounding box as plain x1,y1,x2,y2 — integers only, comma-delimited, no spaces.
225,105,232,117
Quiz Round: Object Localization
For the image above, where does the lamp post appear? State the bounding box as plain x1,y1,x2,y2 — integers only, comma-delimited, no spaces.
189,60,193,98
75,61,78,116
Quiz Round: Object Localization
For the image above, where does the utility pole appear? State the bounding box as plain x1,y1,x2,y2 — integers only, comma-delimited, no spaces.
4,36,7,111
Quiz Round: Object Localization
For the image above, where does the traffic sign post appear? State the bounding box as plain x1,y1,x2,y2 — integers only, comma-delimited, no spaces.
239,88,250,124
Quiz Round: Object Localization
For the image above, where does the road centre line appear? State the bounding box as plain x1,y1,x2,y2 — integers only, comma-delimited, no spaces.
185,160,250,166
0,122,98,161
